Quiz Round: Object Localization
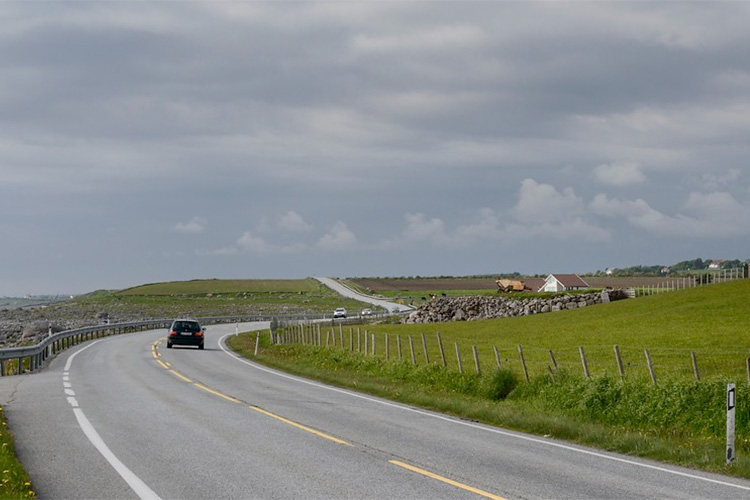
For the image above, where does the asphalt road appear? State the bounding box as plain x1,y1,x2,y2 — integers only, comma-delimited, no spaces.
1,323,749,499
314,277,415,313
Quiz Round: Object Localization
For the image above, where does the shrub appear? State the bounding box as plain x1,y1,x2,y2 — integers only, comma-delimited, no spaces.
481,367,518,400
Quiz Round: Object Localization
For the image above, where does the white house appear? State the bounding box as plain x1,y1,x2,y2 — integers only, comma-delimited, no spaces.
538,274,590,292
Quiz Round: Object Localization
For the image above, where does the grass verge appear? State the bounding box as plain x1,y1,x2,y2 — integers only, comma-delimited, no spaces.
228,280,750,479
227,336,750,478
0,408,35,499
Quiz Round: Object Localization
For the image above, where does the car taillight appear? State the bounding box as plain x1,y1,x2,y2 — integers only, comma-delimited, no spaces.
169,330,177,337
196,331,203,337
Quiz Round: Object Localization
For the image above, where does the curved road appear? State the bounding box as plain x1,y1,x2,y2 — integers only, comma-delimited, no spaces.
314,277,415,313
1,324,749,499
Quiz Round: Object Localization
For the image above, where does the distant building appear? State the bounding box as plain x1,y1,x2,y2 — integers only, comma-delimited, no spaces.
539,274,590,292
708,259,724,270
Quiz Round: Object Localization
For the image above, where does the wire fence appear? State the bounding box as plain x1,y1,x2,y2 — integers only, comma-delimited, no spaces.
271,323,750,384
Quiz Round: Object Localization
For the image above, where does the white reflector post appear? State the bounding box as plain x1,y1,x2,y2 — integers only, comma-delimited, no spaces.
727,383,736,465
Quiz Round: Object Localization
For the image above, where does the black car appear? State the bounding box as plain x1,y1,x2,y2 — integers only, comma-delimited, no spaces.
167,319,205,349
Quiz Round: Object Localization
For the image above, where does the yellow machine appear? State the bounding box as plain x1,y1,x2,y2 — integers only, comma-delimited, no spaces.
495,279,528,292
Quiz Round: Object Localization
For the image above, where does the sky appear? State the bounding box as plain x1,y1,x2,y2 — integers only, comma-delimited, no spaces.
2,1,750,296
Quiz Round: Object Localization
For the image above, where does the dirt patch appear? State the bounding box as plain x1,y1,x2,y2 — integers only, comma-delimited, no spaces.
351,278,500,292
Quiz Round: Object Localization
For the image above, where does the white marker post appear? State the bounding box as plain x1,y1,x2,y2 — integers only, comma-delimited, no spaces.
727,383,736,465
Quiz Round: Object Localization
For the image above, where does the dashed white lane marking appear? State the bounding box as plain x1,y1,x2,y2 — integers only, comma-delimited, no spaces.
64,340,162,500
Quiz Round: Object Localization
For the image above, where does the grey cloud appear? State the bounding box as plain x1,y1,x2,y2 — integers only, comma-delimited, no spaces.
3,1,750,295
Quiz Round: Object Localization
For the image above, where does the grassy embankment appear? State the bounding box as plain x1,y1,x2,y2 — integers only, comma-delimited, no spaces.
228,279,750,478
74,278,370,317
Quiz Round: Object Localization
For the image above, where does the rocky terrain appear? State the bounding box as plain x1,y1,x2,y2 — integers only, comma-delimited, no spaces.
0,302,146,348
404,290,629,324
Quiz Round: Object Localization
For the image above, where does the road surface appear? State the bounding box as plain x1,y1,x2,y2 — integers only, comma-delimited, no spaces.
314,277,414,313
0,323,749,499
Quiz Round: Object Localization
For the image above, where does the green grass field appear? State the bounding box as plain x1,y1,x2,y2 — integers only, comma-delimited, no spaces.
348,280,750,383
70,278,370,318
118,278,321,295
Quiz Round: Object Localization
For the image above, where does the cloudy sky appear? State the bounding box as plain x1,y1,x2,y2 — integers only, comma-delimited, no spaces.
2,1,750,296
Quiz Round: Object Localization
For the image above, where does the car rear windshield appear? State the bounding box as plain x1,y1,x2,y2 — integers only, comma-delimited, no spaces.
173,321,201,333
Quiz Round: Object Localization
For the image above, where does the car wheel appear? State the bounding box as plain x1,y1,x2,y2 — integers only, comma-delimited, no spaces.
199,343,204,350
167,341,172,348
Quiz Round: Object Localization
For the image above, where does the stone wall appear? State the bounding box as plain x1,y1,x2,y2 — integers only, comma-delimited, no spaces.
404,290,629,324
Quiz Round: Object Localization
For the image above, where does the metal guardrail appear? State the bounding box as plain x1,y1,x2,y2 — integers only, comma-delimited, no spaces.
0,314,284,376
0,311,406,376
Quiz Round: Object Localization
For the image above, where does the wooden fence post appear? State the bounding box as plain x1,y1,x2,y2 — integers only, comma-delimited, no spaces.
254,331,260,356
691,351,700,381
437,332,447,367
421,332,430,364
518,345,529,383
349,328,354,352
397,335,402,360
455,343,463,374
494,346,501,368
372,334,376,356
548,349,558,370
614,344,624,379
579,346,590,378
645,349,657,384
409,335,416,365
385,334,389,360
472,346,481,376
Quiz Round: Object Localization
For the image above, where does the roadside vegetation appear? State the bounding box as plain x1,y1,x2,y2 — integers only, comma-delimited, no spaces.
228,279,750,478
0,409,35,499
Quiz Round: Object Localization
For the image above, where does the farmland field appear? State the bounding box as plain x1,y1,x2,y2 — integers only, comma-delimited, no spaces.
349,275,704,293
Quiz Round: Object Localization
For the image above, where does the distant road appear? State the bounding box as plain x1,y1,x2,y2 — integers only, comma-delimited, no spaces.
1,323,749,499
314,276,415,313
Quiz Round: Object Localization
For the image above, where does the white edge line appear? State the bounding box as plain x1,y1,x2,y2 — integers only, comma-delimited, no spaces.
65,340,162,500
72,408,161,500
64,338,104,372
219,333,750,492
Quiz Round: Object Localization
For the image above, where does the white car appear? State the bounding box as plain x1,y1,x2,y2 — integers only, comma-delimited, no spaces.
333,307,347,318
361,308,373,316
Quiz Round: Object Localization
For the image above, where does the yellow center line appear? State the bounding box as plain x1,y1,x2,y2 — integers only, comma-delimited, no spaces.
250,405,351,446
169,370,193,383
153,340,349,446
193,383,242,404
154,339,504,497
389,460,507,500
